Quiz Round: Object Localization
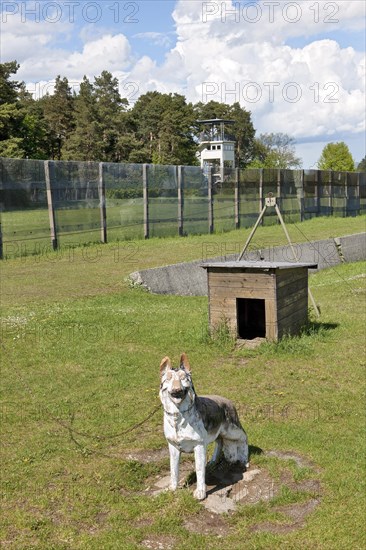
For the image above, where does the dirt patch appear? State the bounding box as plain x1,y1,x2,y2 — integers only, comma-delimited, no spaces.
126,447,321,537
140,534,176,549
183,509,230,536
265,449,320,471
120,448,169,464
251,498,320,534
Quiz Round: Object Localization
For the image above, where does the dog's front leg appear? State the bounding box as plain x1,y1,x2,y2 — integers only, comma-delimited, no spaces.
168,442,180,491
193,444,206,500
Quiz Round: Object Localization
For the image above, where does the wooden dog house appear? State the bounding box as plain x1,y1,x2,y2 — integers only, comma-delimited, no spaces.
202,261,317,341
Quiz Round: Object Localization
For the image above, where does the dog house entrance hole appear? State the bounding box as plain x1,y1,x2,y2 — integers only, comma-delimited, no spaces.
237,298,266,339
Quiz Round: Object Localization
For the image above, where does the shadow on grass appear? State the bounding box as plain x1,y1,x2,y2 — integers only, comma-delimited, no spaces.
305,321,339,335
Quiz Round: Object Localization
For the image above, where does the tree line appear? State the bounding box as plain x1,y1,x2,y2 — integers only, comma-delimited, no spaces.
0,61,363,171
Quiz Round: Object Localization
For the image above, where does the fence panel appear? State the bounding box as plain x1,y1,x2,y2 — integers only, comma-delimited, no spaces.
360,172,366,213
238,169,260,228
281,169,302,223
50,161,100,246
181,166,209,235
318,170,332,216
303,170,319,219
346,172,360,216
0,158,49,258
148,165,178,238
332,171,347,217
213,168,236,233
103,162,144,240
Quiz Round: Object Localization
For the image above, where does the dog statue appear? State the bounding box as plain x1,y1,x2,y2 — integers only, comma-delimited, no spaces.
159,353,249,500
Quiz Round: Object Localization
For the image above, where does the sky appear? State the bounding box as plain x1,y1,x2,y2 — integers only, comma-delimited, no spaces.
1,0,365,168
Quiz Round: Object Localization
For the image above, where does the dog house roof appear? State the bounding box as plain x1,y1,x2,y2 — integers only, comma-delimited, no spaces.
201,261,318,270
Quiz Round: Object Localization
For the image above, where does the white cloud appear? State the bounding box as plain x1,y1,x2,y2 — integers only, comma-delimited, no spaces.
17,34,132,83
133,32,173,48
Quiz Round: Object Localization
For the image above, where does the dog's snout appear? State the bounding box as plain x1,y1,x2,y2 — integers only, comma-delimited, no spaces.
171,376,182,392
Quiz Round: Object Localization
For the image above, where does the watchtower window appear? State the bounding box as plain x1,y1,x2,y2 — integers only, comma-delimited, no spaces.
236,298,266,339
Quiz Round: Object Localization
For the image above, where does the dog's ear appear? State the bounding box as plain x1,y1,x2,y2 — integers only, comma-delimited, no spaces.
160,356,172,376
180,353,191,372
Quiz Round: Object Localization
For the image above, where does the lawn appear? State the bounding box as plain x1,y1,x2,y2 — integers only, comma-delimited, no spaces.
0,215,365,549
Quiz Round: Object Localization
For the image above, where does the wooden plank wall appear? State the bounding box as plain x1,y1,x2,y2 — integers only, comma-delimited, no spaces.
207,267,310,341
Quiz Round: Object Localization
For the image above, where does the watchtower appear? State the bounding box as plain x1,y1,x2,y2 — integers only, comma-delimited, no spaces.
197,119,236,182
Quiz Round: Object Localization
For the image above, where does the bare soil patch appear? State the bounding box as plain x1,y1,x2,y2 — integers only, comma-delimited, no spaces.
132,446,322,537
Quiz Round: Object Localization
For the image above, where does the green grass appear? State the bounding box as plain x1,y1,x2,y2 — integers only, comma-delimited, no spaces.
0,216,365,548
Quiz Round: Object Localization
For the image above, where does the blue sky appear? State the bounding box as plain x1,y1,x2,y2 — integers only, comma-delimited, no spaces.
1,0,365,167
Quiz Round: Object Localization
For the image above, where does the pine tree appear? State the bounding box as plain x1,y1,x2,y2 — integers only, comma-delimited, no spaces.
64,77,101,161
94,71,128,162
0,61,25,157
357,157,366,172
130,91,197,165
42,76,75,159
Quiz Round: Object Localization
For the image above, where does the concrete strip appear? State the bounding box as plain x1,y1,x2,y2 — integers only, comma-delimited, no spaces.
338,232,366,263
129,233,365,296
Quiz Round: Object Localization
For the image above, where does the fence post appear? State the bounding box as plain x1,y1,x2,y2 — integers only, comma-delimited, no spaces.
299,169,305,221
328,170,333,215
44,160,58,251
277,169,282,222
98,162,107,243
178,165,184,236
235,167,240,229
143,164,149,239
259,168,263,225
208,166,214,234
315,170,320,218
0,222,3,260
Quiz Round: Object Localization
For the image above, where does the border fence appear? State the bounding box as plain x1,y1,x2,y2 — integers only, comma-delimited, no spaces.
0,157,365,258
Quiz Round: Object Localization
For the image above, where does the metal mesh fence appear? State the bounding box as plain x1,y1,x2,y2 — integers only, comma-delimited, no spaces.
0,157,364,259
103,162,144,241
180,166,208,235
213,168,236,233
51,161,100,246
239,169,260,228
148,164,178,238
0,158,49,257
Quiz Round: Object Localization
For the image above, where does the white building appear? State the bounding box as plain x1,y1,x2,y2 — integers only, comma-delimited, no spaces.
197,119,236,181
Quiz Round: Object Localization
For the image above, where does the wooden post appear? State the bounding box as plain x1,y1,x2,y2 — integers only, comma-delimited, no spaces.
143,163,149,239
44,160,58,250
299,169,305,222
345,171,348,217
234,167,240,229
315,170,320,218
0,222,3,260
259,168,263,224
328,170,333,215
277,169,281,223
178,165,184,236
98,162,107,243
208,166,214,234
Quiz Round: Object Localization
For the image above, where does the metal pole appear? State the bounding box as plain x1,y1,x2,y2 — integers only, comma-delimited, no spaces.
274,203,320,317
237,204,267,261
98,162,107,243
44,160,58,251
